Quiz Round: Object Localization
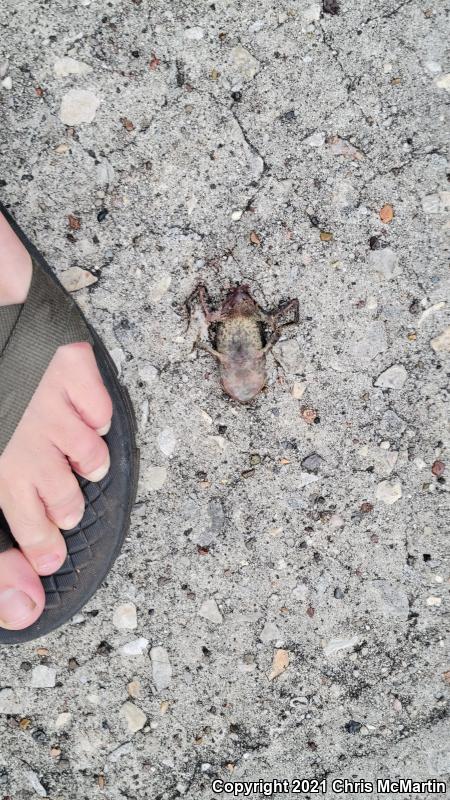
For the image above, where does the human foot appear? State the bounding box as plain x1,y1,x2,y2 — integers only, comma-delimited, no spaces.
0,213,112,630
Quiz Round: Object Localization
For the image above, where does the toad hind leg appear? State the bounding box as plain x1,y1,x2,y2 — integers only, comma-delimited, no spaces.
197,340,228,364
259,329,281,356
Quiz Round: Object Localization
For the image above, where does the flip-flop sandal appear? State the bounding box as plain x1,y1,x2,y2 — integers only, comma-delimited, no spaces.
0,201,139,644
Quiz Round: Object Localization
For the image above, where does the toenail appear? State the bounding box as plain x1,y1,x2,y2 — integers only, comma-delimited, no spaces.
0,588,37,626
61,508,84,530
96,421,111,436
85,459,110,483
34,554,63,574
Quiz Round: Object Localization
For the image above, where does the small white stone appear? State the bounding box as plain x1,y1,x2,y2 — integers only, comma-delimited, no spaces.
54,56,92,77
298,472,320,488
292,381,307,399
121,637,149,656
60,88,100,125
120,701,146,733
0,60,8,79
1,75,12,90
376,479,402,505
198,598,223,624
323,635,359,657
422,194,444,213
26,771,47,797
425,61,442,75
54,712,72,730
70,612,85,624
113,602,137,630
109,347,125,376
375,364,408,390
368,248,400,280
139,363,158,384
329,513,345,528
149,274,171,303
305,131,326,147
302,3,321,23
150,646,173,691
431,326,450,353
231,209,243,221
414,457,426,470
260,621,281,643
184,26,204,40
144,466,167,492
392,697,402,712
108,742,133,762
231,45,259,81
96,159,115,185
249,19,266,32
157,427,176,457
31,665,56,688
426,596,442,607
435,73,450,91
141,399,149,430
59,266,97,292
0,688,22,714
418,301,447,327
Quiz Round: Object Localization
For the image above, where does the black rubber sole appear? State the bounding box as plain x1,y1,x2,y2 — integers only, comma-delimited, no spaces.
0,201,139,644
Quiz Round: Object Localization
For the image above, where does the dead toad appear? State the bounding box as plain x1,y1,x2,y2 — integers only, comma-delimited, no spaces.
190,284,299,403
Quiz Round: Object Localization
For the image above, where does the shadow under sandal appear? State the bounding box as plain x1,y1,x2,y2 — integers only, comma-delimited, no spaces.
0,202,139,644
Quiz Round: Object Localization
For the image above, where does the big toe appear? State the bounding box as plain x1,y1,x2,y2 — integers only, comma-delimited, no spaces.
0,549,45,630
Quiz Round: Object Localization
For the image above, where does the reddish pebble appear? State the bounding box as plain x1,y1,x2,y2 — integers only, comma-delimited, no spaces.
431,460,445,477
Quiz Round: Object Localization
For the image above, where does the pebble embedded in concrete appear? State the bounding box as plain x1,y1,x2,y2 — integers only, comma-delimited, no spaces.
60,267,98,292
54,56,92,77
259,621,281,643
375,364,408,390
376,480,402,505
323,636,359,657
150,646,173,691
230,45,259,80
31,666,57,688
121,638,149,656
368,248,400,280
144,466,167,492
157,427,177,457
120,701,146,733
113,603,137,630
60,88,100,125
198,598,223,624
431,326,450,353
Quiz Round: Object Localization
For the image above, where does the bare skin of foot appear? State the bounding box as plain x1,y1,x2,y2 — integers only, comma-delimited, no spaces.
0,213,112,630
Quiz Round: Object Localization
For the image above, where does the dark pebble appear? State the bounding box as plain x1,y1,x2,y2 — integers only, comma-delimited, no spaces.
231,90,242,102
345,720,362,734
334,587,344,599
281,110,296,122
323,0,340,13
301,452,324,472
32,728,49,744
97,208,109,222
369,235,381,250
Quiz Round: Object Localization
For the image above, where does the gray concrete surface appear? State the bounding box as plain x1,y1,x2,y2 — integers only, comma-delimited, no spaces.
0,0,449,798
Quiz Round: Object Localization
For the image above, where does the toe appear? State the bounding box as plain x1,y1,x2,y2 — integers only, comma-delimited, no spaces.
58,343,113,434
52,412,110,483
36,452,85,530
1,487,67,576
0,548,45,630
